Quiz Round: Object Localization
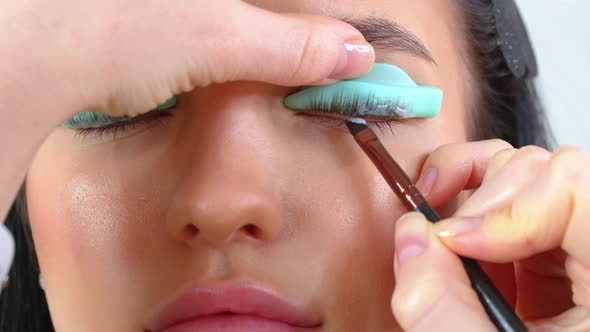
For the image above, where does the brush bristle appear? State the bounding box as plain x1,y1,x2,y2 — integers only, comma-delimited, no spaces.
345,119,368,135
348,118,367,125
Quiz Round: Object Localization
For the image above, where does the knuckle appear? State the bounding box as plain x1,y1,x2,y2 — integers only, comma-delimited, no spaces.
550,146,588,182
426,142,464,165
491,147,517,161
430,142,460,155
510,199,557,252
567,259,590,306
520,221,545,251
429,140,512,165
552,146,587,167
518,144,544,153
514,145,552,167
554,145,585,156
288,25,329,84
518,145,551,159
485,147,517,177
485,139,513,151
436,142,463,153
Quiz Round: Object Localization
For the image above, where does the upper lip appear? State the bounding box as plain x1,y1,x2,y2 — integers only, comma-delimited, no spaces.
146,282,322,331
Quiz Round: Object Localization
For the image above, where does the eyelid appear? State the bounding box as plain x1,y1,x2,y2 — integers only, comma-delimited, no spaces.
64,112,129,129
64,96,177,129
71,111,173,141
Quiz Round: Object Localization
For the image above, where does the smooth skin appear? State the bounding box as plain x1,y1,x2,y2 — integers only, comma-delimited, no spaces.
1,0,590,331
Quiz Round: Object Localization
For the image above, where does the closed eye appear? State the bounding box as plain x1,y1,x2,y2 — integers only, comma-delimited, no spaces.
64,96,177,139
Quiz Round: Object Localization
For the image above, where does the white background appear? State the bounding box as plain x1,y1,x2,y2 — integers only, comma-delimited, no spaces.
516,0,590,151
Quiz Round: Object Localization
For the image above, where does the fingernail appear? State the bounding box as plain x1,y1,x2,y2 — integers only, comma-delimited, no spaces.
415,168,438,196
434,216,483,238
395,213,429,267
330,39,375,79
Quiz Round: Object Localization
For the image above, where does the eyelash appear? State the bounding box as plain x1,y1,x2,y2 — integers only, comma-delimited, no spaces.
296,112,396,133
72,111,173,139
294,92,406,132
65,92,404,139
64,96,177,139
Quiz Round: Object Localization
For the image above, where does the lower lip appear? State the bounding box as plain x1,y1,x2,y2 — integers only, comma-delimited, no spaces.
160,314,319,332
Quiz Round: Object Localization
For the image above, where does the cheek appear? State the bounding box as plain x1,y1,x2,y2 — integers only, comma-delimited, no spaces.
303,108,466,329
26,129,169,275
25,136,148,328
310,177,400,330
32,175,126,260
28,148,127,273
276,123,417,330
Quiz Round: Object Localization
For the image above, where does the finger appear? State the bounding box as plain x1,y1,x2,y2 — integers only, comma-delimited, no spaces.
415,139,513,208
527,306,590,332
202,2,375,86
88,1,375,116
435,146,584,320
454,145,552,217
392,212,497,332
433,146,590,264
567,257,590,311
480,147,518,184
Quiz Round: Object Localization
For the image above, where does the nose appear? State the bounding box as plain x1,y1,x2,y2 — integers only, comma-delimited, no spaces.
168,180,282,248
165,89,284,248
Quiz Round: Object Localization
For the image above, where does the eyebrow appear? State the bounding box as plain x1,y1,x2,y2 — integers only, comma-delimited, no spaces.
341,16,435,63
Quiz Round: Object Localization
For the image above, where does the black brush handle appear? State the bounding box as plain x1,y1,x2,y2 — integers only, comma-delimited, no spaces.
415,202,528,332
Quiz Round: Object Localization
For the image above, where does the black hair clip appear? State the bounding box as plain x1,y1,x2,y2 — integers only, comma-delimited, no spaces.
492,0,538,79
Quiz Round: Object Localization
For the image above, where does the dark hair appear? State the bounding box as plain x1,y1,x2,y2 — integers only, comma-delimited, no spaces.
460,1,554,148
0,191,53,331
0,1,554,331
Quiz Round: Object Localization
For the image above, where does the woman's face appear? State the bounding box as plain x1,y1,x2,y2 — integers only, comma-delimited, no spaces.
26,1,468,331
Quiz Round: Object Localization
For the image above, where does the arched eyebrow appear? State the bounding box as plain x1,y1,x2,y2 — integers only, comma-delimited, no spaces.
342,16,435,63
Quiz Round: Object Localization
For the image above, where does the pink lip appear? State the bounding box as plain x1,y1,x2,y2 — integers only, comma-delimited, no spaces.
147,283,322,332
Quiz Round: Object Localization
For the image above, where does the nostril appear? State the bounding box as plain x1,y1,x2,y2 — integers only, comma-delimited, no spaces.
182,224,200,238
242,224,260,237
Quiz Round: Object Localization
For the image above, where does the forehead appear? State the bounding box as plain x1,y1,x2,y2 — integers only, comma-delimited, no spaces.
244,1,459,48
245,0,462,84
245,0,454,16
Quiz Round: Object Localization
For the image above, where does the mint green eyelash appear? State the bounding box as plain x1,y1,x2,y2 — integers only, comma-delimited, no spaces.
64,96,177,129
284,63,443,120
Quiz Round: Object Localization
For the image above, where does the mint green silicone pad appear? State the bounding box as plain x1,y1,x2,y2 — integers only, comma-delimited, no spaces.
284,63,443,119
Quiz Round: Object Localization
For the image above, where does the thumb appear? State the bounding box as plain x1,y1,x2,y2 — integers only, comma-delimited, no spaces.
392,213,497,332
207,2,374,86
